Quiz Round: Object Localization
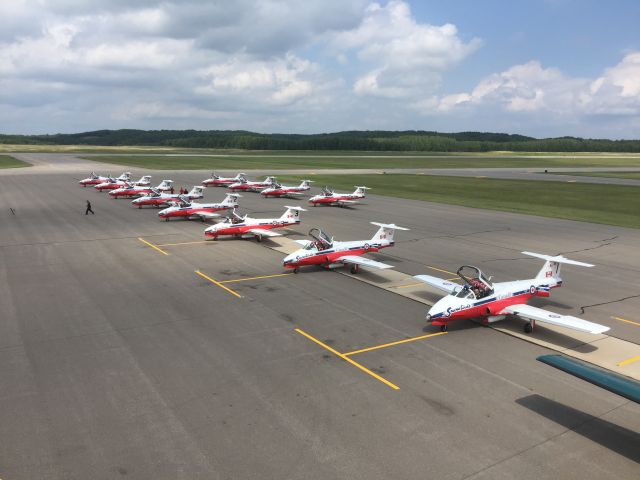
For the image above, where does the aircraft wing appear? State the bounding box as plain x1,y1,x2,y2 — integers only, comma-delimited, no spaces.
294,240,312,247
339,255,393,270
336,199,358,205
413,274,459,294
194,211,221,220
247,228,282,238
499,304,610,334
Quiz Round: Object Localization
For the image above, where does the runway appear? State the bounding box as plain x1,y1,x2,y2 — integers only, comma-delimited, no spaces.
0,162,638,479
5,152,640,186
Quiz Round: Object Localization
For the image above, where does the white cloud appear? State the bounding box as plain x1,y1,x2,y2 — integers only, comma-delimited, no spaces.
435,54,640,118
196,54,318,106
332,0,481,98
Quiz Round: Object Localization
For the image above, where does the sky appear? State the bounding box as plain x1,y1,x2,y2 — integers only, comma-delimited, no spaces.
1,0,639,138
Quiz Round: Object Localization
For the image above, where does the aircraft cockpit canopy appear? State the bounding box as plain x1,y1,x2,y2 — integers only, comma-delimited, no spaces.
308,227,333,250
321,186,333,196
224,211,244,224
456,265,494,299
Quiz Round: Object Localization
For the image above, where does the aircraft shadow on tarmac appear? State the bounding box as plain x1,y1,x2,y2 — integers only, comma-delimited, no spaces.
516,394,640,463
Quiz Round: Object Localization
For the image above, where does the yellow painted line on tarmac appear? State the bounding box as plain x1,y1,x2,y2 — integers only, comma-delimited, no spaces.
195,270,243,299
567,180,577,183
617,355,640,367
343,331,447,356
219,273,293,284
295,328,400,390
613,316,640,327
475,176,487,178
427,265,458,276
156,240,211,247
138,237,169,256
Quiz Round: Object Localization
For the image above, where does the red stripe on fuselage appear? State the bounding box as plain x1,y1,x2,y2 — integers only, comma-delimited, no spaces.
440,292,535,325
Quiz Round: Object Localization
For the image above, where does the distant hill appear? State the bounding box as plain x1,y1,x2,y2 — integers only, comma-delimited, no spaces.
0,129,638,152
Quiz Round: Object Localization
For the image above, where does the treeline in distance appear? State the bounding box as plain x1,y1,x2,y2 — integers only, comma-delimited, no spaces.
1,129,639,152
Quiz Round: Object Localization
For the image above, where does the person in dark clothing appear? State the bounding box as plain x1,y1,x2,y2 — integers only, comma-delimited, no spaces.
170,186,175,194
85,200,94,215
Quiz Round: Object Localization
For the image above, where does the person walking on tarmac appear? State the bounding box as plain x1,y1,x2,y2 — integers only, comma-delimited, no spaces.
85,200,94,215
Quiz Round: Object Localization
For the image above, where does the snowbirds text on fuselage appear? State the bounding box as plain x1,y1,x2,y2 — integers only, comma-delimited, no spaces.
283,222,409,274
260,180,313,198
109,180,173,199
202,172,247,187
414,252,610,335
79,171,129,187
308,186,369,207
204,206,306,241
132,186,204,208
228,176,277,192
158,193,240,221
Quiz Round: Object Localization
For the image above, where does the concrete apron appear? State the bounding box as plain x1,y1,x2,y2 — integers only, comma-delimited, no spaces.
266,236,640,382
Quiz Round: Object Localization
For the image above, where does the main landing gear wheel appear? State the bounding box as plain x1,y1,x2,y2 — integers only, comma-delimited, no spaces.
440,325,448,332
350,265,359,274
293,267,299,274
256,236,262,242
524,322,533,334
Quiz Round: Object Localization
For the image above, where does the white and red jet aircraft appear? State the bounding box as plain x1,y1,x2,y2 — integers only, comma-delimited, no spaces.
260,180,313,198
79,172,126,187
228,176,277,192
283,222,408,274
94,177,130,191
158,193,240,221
202,172,247,187
109,180,173,199
132,186,204,208
414,251,610,334
94,174,150,192
308,186,369,207
204,206,306,241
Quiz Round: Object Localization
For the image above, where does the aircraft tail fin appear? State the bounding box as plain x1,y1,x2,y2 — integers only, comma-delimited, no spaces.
222,193,241,207
188,186,204,198
523,251,594,287
300,180,313,188
353,186,370,197
280,206,306,221
369,222,409,244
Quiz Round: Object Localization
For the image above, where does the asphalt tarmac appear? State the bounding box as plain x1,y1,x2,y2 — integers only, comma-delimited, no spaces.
0,160,638,479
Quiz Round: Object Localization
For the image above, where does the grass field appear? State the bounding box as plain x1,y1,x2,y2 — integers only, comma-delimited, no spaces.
0,155,31,169
552,171,640,180
278,174,640,229
82,154,640,170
